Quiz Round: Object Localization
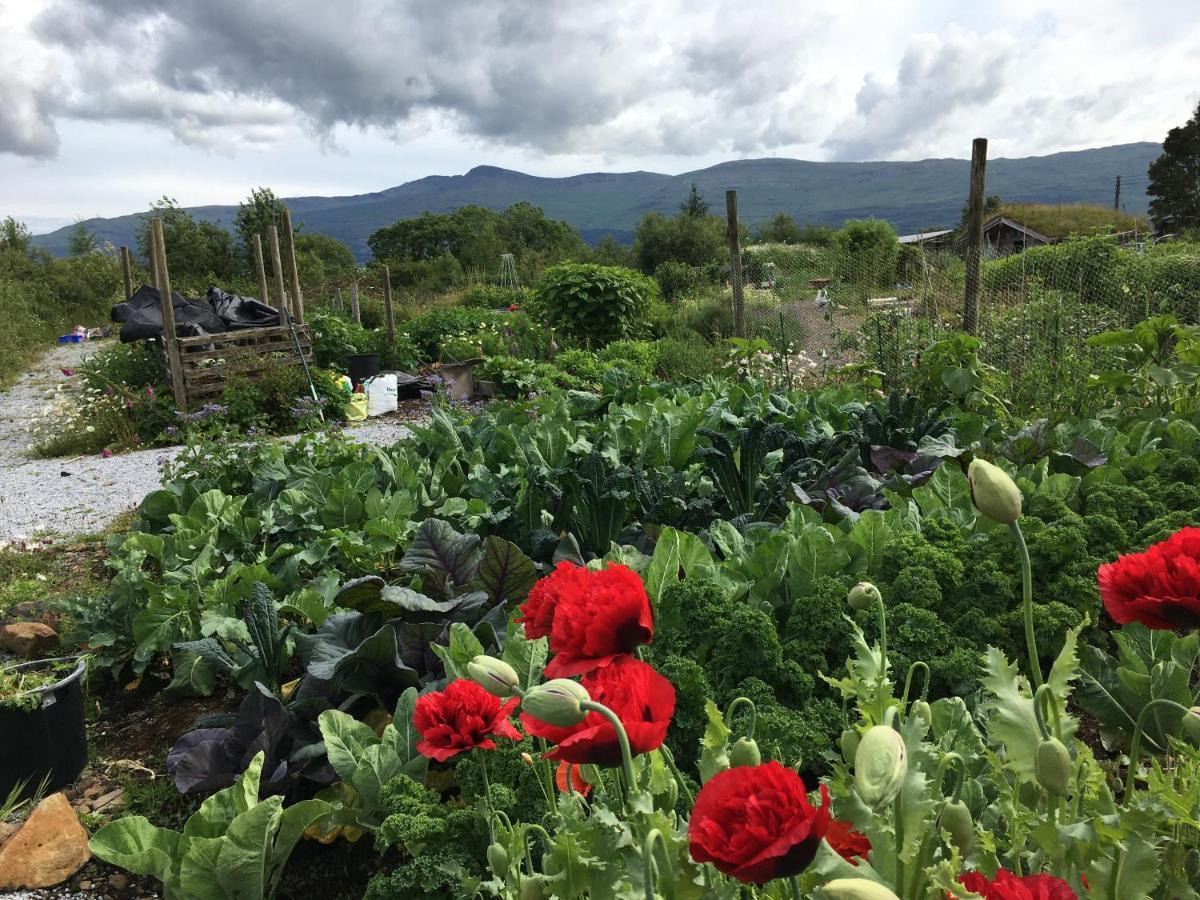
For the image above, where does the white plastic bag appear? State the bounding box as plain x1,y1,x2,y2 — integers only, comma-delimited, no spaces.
365,374,398,416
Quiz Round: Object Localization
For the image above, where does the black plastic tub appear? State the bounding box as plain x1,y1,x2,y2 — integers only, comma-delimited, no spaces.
0,657,88,801
346,353,381,387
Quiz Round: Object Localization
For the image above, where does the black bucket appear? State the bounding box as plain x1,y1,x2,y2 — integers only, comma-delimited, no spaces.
0,657,88,801
346,353,381,387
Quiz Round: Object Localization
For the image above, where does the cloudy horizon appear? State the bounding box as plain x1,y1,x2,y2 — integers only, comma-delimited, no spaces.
3,0,1198,233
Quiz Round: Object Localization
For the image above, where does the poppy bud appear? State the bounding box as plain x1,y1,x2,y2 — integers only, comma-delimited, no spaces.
729,736,761,768
487,842,509,878
1183,707,1200,744
848,581,882,611
840,728,861,765
520,875,551,900
910,700,932,730
854,725,907,810
467,655,521,698
521,752,534,765
521,678,590,726
1035,737,1072,797
938,799,975,855
820,878,901,900
967,458,1022,525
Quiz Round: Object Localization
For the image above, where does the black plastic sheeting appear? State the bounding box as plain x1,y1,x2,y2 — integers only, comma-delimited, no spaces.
111,285,281,342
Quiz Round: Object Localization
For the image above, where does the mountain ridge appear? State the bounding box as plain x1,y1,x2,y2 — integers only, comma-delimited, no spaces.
31,142,1161,259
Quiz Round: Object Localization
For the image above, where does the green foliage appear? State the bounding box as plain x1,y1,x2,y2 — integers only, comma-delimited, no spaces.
833,218,900,292
89,752,331,900
233,187,286,270
999,202,1148,240
532,262,659,346
67,221,98,256
631,208,727,273
653,259,698,302
136,196,238,288
1148,99,1200,232
309,311,420,372
458,284,533,309
653,334,724,379
403,306,510,361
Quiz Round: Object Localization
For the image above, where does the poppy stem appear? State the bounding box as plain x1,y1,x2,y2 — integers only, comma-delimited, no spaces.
1010,521,1042,691
644,829,675,900
788,875,802,900
479,751,496,843
579,699,637,808
661,744,695,807
1124,698,1190,801
876,594,889,722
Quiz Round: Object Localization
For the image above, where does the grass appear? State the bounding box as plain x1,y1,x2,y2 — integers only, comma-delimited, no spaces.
0,533,112,616
999,203,1150,240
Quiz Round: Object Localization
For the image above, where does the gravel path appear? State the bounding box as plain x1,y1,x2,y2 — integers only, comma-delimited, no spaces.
0,342,413,540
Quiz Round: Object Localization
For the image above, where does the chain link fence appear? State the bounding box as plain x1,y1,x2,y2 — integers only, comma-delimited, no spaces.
728,233,1200,405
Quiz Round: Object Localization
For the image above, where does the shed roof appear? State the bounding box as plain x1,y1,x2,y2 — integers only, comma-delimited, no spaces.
898,229,954,244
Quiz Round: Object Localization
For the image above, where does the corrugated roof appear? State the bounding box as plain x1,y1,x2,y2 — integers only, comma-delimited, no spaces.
898,229,954,244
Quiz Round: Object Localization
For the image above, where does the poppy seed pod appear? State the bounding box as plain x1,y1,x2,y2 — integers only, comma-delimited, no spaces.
854,725,907,810
1035,737,1072,798
967,458,1022,525
1184,706,1200,744
487,842,509,878
520,875,551,900
910,700,932,730
729,736,761,768
848,581,882,612
520,678,590,727
820,878,901,900
467,655,521,698
939,799,975,856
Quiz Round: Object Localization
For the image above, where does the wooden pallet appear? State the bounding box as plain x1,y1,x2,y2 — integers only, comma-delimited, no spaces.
169,325,313,406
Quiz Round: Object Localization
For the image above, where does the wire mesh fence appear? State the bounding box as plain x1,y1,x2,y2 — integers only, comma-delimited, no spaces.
729,233,1200,404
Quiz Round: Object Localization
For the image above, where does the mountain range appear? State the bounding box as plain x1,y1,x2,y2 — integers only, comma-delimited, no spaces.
32,142,1161,259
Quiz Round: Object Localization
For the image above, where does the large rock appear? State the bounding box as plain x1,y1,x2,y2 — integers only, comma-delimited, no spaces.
0,622,59,657
0,793,91,889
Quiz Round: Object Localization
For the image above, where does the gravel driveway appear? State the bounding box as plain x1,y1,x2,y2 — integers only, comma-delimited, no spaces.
0,342,412,540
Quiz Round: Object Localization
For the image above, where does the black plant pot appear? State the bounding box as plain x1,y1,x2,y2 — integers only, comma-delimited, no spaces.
346,353,381,387
0,657,88,801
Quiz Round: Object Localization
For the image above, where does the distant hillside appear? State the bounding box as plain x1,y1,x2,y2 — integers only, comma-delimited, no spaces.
32,143,1161,260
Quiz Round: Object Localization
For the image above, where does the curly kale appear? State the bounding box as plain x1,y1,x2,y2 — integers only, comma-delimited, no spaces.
363,847,478,900
1160,451,1200,485
1137,510,1200,548
375,775,479,855
1084,484,1163,533
644,652,714,770
655,578,739,659
880,526,964,593
888,566,943,610
783,575,855,673
731,676,842,770
454,736,547,826
707,604,785,695
1082,513,1128,561
1161,481,1200,512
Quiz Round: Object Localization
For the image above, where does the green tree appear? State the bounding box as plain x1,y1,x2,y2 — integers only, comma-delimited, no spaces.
137,196,237,286
754,212,804,244
680,182,710,217
233,187,286,269
631,209,726,273
1148,101,1200,233
293,233,357,290
834,218,900,292
67,221,97,256
0,216,32,255
587,235,634,267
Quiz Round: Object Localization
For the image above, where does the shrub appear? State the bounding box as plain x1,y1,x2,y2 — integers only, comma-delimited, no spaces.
532,263,659,346
402,307,507,361
458,284,533,309
833,218,900,292
676,295,734,342
654,260,698,302
653,336,723,380
309,311,420,372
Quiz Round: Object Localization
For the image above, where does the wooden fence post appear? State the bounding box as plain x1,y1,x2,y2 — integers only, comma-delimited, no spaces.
119,246,133,299
382,266,395,345
725,190,745,338
963,137,988,335
281,207,304,324
336,288,344,313
151,219,187,411
252,234,270,307
349,282,361,325
267,226,288,315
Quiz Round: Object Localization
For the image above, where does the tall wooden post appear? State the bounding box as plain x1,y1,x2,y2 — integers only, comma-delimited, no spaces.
151,219,187,410
963,137,988,335
382,265,395,345
252,234,270,306
280,207,304,324
148,232,161,289
267,226,288,316
349,282,361,325
725,190,745,338
119,246,133,299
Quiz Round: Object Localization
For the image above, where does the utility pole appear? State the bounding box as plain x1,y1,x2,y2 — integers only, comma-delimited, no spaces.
1113,175,1121,211
963,137,988,336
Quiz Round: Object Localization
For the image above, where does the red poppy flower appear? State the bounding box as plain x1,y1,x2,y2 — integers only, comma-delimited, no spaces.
548,563,653,677
517,561,592,640
688,761,830,885
957,870,1077,900
1098,527,1200,630
521,655,674,766
555,761,591,797
413,679,521,762
825,819,871,865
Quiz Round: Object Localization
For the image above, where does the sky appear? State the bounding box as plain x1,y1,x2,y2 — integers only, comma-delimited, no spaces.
2,0,1198,233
